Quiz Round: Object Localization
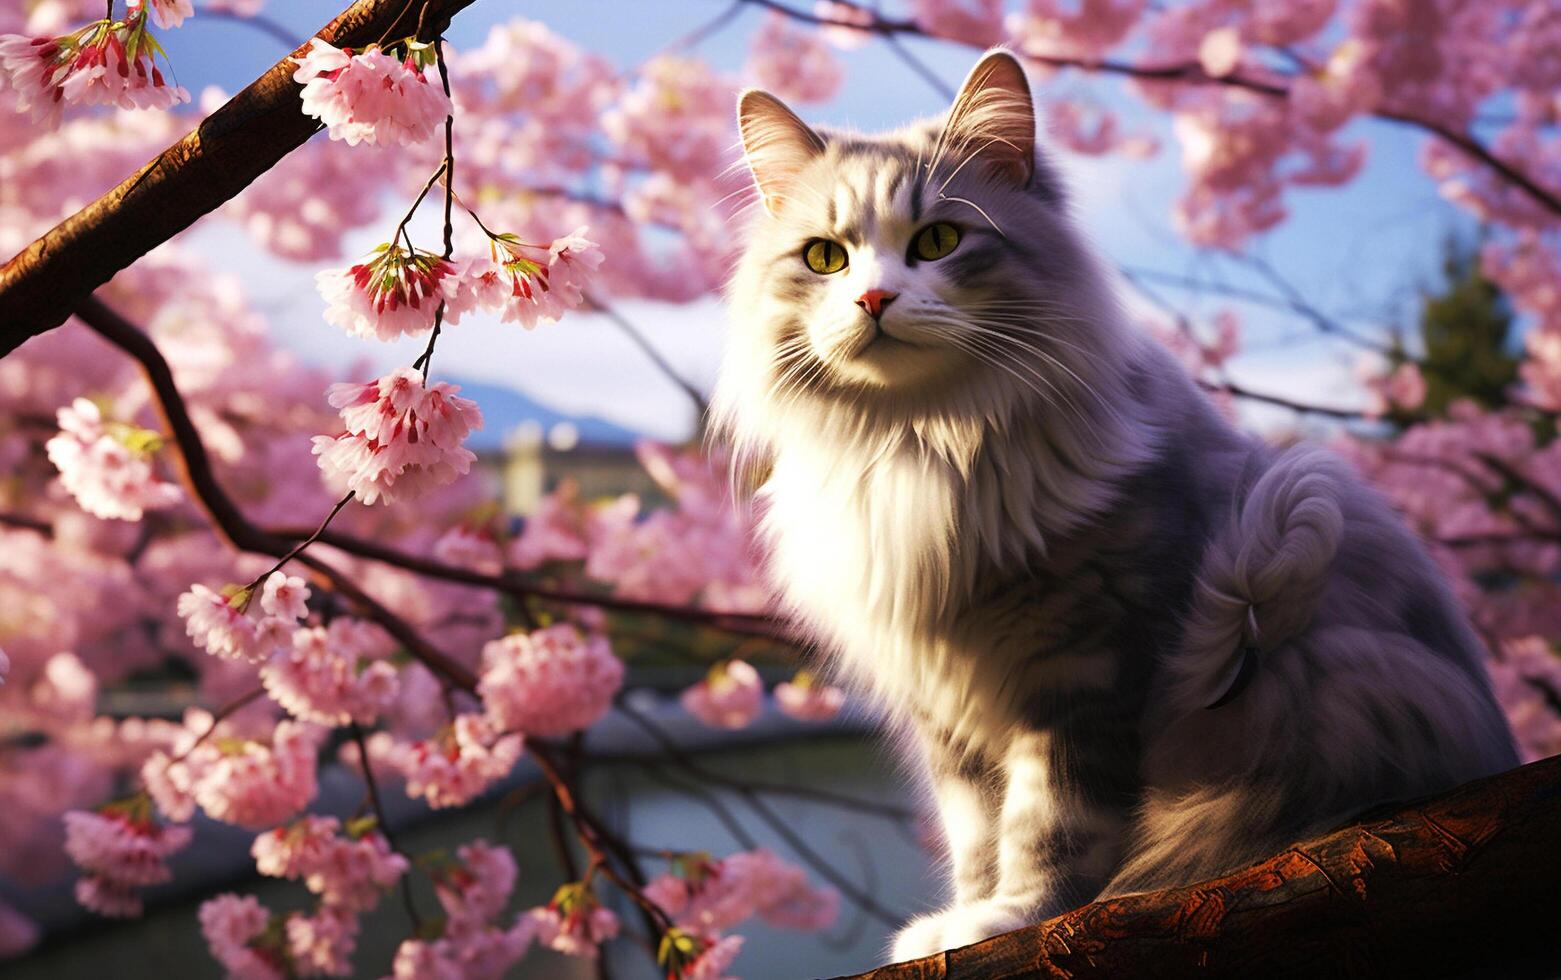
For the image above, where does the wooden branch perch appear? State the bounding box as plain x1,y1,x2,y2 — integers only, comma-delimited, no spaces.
844,754,1561,980
0,0,479,358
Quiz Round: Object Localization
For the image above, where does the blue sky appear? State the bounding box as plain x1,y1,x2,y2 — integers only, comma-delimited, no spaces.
162,1,1475,440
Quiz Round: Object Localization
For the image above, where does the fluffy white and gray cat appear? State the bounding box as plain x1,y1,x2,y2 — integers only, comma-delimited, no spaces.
713,50,1519,962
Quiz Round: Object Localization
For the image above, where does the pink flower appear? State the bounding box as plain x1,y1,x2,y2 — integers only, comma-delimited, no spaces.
63,806,192,917
0,17,189,126
286,905,358,977
774,672,845,722
684,934,745,980
391,714,523,809
813,1,874,49
644,848,838,936
680,659,763,730
143,711,324,829
478,624,624,737
311,369,482,505
526,887,620,959
455,227,602,328
292,38,451,146
508,478,597,569
316,244,467,341
177,582,299,663
129,0,195,30
427,839,518,932
252,816,407,913
909,0,1004,46
200,894,284,980
746,13,843,103
433,526,504,574
46,398,182,520
261,621,400,726
260,571,310,620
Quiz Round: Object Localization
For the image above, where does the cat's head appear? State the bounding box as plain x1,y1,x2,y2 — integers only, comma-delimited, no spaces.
717,50,1130,451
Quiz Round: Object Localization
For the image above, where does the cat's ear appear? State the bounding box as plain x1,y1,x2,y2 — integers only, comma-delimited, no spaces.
944,50,1035,188
737,89,826,217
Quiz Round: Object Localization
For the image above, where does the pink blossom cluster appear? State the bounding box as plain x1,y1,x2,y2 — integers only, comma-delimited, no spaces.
389,840,535,978
584,443,770,611
1488,637,1561,763
251,815,408,912
746,13,843,104
311,368,483,505
523,883,620,959
316,245,466,341
454,226,605,328
63,805,192,917
378,713,523,809
176,571,310,663
199,893,284,980
292,38,451,147
45,397,181,520
0,15,189,127
681,660,765,730
141,710,324,828
261,619,400,726
478,624,624,736
775,671,846,722
642,847,840,938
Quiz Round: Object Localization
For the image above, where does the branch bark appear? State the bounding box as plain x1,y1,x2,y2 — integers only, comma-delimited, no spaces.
0,0,479,358
844,754,1561,980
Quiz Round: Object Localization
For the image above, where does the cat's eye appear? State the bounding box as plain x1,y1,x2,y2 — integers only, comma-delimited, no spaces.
911,223,960,262
803,239,848,275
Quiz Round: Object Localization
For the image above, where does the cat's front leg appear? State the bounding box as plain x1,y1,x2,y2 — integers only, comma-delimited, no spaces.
888,734,998,962
933,726,1128,952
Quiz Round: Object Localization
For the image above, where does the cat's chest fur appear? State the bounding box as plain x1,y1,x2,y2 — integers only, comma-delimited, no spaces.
759,433,1117,751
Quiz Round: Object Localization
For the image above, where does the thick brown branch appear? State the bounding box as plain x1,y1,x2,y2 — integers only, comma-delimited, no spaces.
846,754,1561,979
0,0,479,358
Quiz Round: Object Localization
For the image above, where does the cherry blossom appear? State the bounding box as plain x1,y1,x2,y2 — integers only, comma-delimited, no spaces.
141,711,324,828
746,13,842,104
478,624,624,737
681,660,764,730
316,244,466,341
525,882,620,959
643,848,839,936
252,815,407,912
292,38,451,147
261,621,400,726
199,893,284,980
63,803,192,917
774,672,846,722
433,526,505,574
0,15,189,126
456,226,603,328
129,0,194,31
177,573,306,663
387,713,523,809
46,397,182,520
311,368,483,505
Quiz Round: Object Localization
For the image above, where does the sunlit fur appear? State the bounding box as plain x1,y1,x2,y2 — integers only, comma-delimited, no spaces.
714,51,1519,962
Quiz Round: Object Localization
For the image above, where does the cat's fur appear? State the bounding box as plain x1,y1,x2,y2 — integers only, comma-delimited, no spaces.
713,51,1520,962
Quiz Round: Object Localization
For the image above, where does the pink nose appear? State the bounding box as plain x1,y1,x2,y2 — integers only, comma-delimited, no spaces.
855,289,898,319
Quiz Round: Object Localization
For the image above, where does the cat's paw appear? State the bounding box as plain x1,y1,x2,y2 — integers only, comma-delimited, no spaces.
889,912,949,963
932,897,1040,952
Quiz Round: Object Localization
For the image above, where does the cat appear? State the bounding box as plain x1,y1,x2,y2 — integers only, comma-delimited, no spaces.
712,49,1521,963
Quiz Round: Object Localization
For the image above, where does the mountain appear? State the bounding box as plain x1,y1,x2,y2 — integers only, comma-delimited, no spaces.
448,378,643,450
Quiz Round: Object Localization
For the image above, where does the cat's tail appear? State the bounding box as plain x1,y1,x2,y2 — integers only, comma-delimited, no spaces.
1173,446,1347,711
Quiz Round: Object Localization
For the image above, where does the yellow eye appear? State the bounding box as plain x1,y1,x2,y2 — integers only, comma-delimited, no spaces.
911,223,960,262
803,239,848,275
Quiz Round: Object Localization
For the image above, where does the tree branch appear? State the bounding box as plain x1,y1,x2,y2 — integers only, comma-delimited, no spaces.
845,754,1561,979
741,0,1561,220
0,0,480,358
